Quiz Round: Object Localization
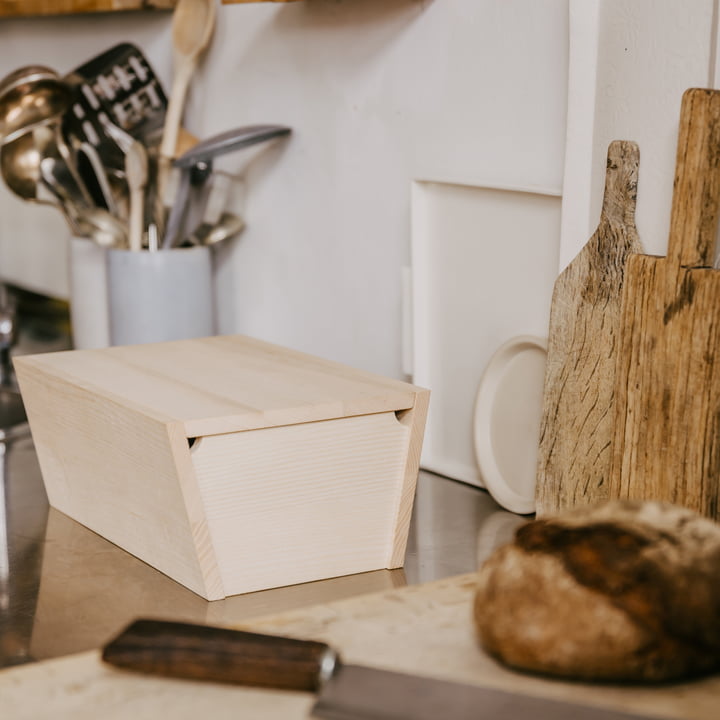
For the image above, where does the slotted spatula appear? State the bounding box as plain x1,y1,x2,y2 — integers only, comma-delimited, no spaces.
535,140,642,516
609,88,720,521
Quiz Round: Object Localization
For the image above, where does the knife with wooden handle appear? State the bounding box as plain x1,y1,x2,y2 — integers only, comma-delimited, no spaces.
103,619,674,720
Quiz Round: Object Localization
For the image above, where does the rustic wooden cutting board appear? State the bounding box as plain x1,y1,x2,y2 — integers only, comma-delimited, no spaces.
2,573,719,719
536,140,642,515
609,88,720,521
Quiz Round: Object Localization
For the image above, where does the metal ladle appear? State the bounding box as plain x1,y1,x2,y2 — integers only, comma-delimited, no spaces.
0,126,65,205
41,157,127,248
0,66,92,203
0,128,126,247
0,66,74,146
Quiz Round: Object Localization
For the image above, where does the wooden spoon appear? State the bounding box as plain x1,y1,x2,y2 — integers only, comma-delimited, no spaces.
159,0,216,163
125,140,148,252
155,0,216,238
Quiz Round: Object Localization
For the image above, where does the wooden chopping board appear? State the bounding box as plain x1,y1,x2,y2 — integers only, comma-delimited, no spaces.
536,140,642,515
2,573,719,719
610,88,720,520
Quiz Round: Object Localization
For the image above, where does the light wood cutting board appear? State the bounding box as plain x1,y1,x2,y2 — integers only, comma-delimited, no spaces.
610,88,720,520
536,141,642,515
2,573,718,719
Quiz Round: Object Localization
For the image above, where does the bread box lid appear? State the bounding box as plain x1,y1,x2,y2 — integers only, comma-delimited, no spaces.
15,335,422,438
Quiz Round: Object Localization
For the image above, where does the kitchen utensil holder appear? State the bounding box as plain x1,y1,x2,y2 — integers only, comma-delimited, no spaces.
69,236,110,350
106,245,214,346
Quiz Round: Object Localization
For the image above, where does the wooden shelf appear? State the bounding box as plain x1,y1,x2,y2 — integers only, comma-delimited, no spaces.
0,0,301,17
221,0,301,4
0,0,175,17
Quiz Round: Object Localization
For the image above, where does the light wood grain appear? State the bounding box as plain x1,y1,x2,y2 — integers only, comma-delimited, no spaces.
190,412,410,596
610,88,720,521
14,366,209,598
15,335,419,437
535,141,642,515
0,0,174,16
388,392,429,566
14,334,429,599
3,574,719,719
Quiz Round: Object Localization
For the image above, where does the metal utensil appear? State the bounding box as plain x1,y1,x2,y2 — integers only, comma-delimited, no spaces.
0,126,79,209
190,211,245,247
71,136,118,214
0,67,74,146
173,124,292,176
162,125,290,249
0,129,84,235
63,43,168,152
161,166,192,248
185,170,232,244
41,157,126,248
1,124,87,202
0,128,49,202
0,65,58,99
103,620,665,720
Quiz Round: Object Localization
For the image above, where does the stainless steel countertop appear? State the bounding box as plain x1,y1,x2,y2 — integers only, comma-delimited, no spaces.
0,432,524,670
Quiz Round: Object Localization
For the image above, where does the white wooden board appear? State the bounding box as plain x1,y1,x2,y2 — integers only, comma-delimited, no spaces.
410,181,561,487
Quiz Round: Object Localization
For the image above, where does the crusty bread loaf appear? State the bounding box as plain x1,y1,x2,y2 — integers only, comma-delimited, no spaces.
474,500,720,682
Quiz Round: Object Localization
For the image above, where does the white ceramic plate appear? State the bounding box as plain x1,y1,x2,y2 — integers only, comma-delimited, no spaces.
472,335,547,514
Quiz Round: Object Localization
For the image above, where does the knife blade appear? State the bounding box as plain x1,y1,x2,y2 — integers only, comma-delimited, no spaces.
102,619,671,720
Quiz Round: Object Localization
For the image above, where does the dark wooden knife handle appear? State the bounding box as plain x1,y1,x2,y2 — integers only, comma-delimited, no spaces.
102,619,337,692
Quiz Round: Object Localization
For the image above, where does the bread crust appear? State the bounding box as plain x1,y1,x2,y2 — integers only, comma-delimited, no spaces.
474,501,720,682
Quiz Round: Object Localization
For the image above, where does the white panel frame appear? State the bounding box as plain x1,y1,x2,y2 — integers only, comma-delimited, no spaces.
409,179,561,487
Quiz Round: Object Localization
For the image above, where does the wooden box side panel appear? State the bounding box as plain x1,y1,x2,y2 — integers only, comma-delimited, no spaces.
388,389,430,567
190,412,411,596
15,359,209,597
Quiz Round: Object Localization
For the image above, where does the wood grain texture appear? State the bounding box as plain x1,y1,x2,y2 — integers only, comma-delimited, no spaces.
535,141,642,515
16,335,419,438
388,390,429,567
190,412,410,597
0,0,174,16
13,366,209,598
14,335,429,599
610,88,720,521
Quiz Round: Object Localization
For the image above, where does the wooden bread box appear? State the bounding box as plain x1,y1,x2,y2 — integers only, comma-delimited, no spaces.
14,335,429,601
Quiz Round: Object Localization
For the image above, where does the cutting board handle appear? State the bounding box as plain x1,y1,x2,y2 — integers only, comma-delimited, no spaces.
601,140,639,227
667,88,720,268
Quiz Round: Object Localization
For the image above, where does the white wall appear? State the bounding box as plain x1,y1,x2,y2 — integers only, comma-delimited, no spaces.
560,0,717,268
0,0,569,380
2,0,717,494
